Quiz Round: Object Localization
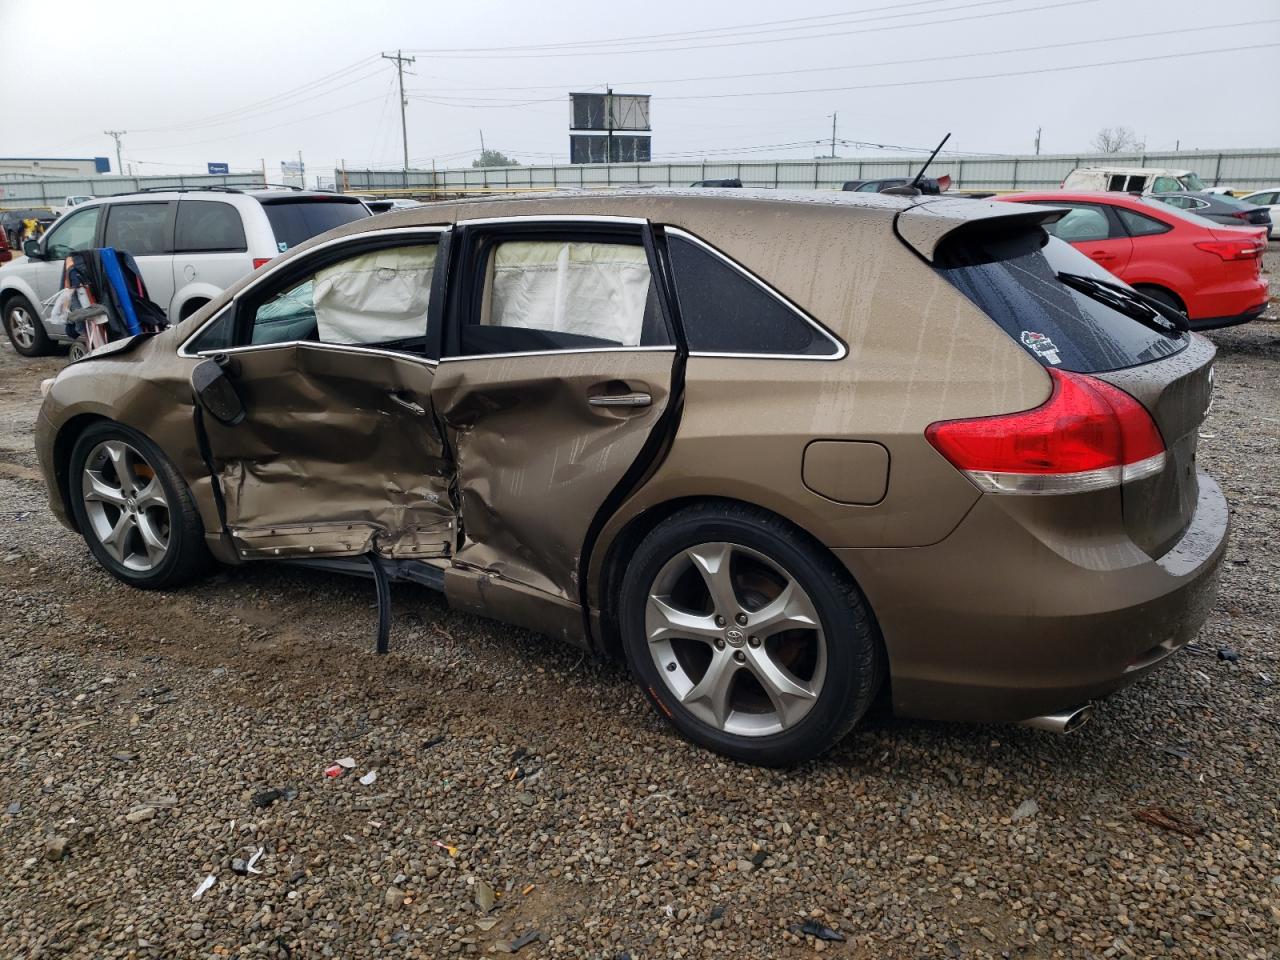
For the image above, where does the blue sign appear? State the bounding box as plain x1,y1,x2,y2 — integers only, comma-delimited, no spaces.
207,162,229,175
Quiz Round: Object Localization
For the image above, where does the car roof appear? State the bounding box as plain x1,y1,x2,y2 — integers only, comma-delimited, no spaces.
1071,166,1193,176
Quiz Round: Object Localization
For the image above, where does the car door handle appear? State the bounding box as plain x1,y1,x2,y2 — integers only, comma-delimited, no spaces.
588,392,651,408
388,391,427,416
1089,251,1117,261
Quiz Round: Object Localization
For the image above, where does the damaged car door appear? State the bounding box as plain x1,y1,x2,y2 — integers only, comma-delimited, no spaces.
186,229,455,560
431,217,678,605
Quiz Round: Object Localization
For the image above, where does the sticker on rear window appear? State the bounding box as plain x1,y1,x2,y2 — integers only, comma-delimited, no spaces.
1021,330,1062,365
278,241,289,253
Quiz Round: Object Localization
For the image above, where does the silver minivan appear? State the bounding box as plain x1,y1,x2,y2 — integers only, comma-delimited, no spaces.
1,188,369,357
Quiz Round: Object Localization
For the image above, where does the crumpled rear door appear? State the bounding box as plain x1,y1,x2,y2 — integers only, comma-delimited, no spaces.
203,342,454,560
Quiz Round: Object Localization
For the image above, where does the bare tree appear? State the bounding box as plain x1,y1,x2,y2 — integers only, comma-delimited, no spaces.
1091,126,1144,154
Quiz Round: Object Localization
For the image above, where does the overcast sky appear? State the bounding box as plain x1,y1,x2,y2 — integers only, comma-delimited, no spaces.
3,0,1278,180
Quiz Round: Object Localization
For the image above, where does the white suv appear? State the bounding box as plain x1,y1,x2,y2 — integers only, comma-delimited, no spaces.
1,187,370,356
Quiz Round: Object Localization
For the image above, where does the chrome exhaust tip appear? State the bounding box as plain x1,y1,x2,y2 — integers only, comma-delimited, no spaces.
1021,704,1094,734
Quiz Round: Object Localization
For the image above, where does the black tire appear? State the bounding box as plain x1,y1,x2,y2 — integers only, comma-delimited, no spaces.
619,501,885,767
1133,285,1186,316
3,294,55,357
179,298,210,321
67,421,211,589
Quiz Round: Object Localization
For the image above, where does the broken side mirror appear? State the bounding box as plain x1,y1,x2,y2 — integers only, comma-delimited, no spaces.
23,239,43,259
191,356,245,426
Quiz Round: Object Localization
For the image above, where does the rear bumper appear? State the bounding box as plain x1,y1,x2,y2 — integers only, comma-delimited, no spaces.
1188,302,1267,330
1184,274,1268,325
838,472,1228,724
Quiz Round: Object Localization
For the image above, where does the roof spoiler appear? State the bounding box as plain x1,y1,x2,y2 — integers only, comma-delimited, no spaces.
894,197,1067,262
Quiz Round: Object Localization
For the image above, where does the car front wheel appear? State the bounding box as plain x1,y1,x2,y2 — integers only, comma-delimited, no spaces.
620,502,885,766
3,295,54,357
68,422,211,589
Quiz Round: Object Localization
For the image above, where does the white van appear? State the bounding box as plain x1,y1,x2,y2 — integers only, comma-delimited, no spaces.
1,187,370,356
1061,167,1206,194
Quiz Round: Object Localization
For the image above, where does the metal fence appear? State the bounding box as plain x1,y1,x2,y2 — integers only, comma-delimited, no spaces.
339,148,1280,196
0,172,267,208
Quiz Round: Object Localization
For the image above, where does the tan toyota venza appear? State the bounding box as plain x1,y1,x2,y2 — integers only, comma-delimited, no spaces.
34,190,1226,766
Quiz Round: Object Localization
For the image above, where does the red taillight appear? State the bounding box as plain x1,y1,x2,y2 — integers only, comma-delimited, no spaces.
252,257,272,270
1231,211,1249,220
1194,239,1260,261
925,369,1165,495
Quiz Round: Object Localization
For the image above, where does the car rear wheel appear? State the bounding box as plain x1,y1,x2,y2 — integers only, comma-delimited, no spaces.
68,422,210,589
619,502,884,766
1133,285,1186,317
3,294,54,357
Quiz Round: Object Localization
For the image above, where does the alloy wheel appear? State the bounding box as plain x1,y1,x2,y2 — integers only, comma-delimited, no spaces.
80,440,171,572
645,541,827,737
7,305,36,350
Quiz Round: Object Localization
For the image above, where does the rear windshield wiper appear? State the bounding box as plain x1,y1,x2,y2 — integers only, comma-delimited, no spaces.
1057,272,1188,337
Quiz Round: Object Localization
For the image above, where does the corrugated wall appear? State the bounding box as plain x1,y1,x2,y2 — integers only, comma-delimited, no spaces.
338,148,1280,195
0,173,267,208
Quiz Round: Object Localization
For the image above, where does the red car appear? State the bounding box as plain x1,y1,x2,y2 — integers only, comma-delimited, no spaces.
999,191,1268,329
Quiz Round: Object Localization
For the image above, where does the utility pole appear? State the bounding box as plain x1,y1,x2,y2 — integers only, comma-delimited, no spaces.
382,49,416,171
479,129,486,157
1034,126,1042,155
830,113,837,158
104,130,126,174
606,86,615,164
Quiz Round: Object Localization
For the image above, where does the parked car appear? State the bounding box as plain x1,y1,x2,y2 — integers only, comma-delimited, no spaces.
1,188,370,356
1238,188,1280,236
34,190,1226,765
689,178,743,188
1,207,57,248
999,191,1268,328
366,197,423,214
1061,166,1205,193
0,229,11,265
1149,191,1273,238
841,176,950,195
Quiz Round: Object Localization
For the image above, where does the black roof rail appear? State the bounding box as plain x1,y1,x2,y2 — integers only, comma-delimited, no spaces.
254,183,306,192
111,185,247,196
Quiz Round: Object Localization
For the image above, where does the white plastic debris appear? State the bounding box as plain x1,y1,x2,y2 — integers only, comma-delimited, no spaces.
336,757,357,769
192,875,216,900
246,846,265,875
359,769,378,786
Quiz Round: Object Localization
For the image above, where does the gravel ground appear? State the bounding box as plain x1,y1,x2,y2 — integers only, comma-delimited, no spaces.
0,251,1277,959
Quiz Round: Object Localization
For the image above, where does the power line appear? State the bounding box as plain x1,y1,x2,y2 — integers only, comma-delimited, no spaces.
131,57,381,134
405,0,1003,54
406,0,1096,59
651,41,1280,101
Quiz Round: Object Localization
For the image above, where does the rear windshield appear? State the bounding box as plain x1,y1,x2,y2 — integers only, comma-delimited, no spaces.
935,228,1188,373
262,200,368,252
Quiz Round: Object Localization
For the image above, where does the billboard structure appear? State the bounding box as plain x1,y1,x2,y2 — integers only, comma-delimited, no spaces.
569,90,651,164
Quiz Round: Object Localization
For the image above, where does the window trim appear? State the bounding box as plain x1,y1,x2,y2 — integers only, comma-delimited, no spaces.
662,227,847,361
177,225,448,359
441,214,676,362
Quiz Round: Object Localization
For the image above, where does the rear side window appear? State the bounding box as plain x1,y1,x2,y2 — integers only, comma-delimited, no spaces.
176,201,246,252
935,229,1187,373
103,203,171,256
262,200,369,252
666,233,840,357
1116,207,1172,236
1043,205,1110,242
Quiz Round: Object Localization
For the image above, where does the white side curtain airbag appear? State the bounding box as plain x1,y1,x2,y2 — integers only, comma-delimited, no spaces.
489,241,650,346
313,246,436,345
